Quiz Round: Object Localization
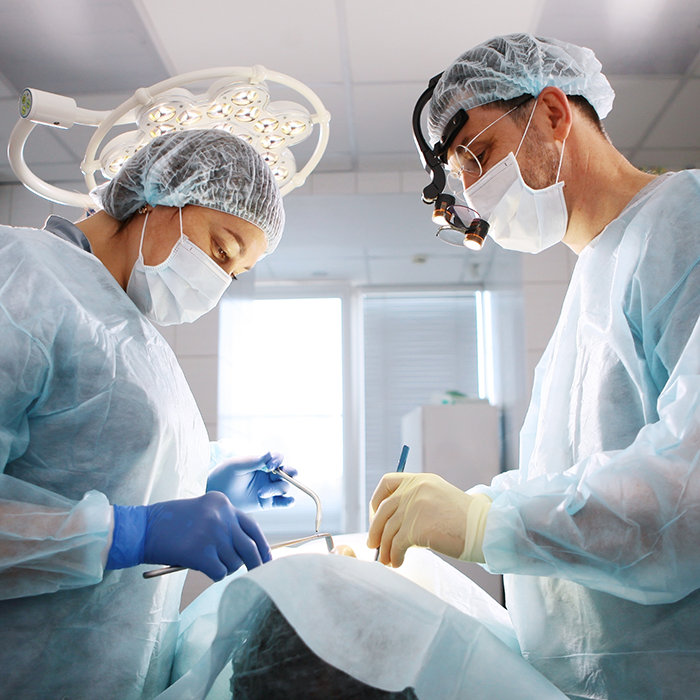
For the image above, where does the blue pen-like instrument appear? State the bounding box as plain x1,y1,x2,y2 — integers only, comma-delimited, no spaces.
374,445,410,561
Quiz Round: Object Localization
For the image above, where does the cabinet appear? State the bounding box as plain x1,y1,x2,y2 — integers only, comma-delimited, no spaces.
401,402,504,604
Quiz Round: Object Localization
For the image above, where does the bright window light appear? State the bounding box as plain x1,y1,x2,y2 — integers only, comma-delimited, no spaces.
219,297,343,538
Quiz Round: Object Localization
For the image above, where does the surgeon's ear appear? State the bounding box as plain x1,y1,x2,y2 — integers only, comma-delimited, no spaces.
538,87,573,142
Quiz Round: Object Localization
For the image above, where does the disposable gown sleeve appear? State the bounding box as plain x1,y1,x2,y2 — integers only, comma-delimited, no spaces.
479,260,700,605
0,315,112,600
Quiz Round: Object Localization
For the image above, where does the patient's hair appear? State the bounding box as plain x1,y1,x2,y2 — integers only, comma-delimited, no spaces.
230,599,419,700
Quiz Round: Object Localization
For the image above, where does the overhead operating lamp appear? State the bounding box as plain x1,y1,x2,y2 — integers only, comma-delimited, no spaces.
412,73,489,251
8,65,330,208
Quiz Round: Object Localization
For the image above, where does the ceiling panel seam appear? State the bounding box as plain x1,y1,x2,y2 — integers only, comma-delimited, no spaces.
131,0,177,77
335,0,358,171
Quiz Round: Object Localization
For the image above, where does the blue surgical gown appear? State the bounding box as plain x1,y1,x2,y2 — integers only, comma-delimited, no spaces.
474,171,700,699
0,217,210,699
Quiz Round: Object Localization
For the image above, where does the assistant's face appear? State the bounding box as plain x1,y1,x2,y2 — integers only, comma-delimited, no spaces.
142,205,267,278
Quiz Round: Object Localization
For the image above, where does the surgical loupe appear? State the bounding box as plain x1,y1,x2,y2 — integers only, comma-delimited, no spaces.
142,469,327,580
412,73,490,251
8,65,331,207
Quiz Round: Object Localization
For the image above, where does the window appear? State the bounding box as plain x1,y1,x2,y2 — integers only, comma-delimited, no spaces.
363,293,479,506
219,297,344,538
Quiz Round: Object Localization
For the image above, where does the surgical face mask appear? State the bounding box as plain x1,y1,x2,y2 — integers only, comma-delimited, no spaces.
126,208,232,325
463,102,568,254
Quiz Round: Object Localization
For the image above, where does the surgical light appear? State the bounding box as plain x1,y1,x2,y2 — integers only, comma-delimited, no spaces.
9,65,331,208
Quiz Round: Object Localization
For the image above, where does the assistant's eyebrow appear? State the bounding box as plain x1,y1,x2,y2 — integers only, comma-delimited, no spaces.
221,227,246,257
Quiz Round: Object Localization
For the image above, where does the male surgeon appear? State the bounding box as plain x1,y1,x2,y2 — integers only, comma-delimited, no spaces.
368,34,700,699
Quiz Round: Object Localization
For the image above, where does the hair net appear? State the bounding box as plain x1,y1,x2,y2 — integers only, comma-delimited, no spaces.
428,33,615,146
92,130,285,253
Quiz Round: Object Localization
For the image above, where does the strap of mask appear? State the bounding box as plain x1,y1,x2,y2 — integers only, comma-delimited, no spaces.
139,211,150,256
515,99,539,158
555,139,567,184
515,97,568,184
178,206,183,234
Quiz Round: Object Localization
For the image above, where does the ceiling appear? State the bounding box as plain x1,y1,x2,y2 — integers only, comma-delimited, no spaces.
0,0,698,286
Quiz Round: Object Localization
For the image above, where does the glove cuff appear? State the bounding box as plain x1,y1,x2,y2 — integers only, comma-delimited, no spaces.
105,504,148,570
459,493,492,563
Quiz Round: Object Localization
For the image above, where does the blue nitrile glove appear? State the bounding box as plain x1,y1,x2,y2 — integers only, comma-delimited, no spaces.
105,492,272,581
206,450,298,511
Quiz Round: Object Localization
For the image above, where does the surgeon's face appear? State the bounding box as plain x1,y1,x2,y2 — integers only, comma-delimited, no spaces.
448,102,560,192
142,205,267,279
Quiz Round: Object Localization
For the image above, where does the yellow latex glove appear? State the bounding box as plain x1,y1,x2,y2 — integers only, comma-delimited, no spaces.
367,472,491,568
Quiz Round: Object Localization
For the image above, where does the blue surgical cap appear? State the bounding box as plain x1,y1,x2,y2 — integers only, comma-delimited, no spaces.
92,130,285,253
428,33,615,147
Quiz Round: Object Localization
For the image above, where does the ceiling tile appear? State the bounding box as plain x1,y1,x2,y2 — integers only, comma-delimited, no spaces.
353,83,424,153
0,0,169,94
357,171,401,194
0,168,16,184
0,71,17,99
643,80,700,149
368,244,473,260
8,183,53,228
536,0,700,75
367,254,467,286
603,77,679,149
142,0,344,83
283,193,436,248
358,153,420,172
310,152,354,174
266,244,367,259
401,169,431,195
261,254,368,284
310,172,356,195
345,0,545,83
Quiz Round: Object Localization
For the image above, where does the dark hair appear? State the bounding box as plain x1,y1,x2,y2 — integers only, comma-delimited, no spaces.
230,598,419,700
491,93,609,140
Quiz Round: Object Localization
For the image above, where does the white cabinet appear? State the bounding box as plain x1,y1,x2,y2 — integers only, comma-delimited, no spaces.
401,402,504,604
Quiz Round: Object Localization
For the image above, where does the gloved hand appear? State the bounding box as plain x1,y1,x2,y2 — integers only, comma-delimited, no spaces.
206,451,298,511
366,472,492,568
105,491,272,581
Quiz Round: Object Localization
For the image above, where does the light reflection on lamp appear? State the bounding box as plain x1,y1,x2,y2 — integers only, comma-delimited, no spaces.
254,118,279,133
207,103,233,119
149,123,176,138
281,120,306,135
231,89,258,105
261,134,285,149
177,109,202,126
148,105,176,123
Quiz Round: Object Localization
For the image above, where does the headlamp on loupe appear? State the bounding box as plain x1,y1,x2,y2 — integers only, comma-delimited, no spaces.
411,74,489,251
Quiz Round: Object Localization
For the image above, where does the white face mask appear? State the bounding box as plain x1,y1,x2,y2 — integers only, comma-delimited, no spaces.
126,208,232,325
463,103,568,254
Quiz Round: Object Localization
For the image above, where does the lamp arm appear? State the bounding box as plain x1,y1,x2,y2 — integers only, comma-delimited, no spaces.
7,119,93,209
